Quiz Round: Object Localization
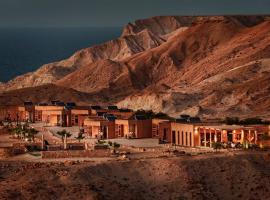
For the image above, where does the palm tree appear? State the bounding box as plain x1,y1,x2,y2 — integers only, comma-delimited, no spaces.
12,126,22,138
57,129,71,143
75,132,85,143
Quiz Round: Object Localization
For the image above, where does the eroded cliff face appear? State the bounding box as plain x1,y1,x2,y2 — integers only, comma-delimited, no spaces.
1,16,270,119
0,17,181,92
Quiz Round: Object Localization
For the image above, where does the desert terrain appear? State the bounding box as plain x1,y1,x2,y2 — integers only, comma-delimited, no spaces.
1,151,270,200
1,121,270,200
0,16,270,119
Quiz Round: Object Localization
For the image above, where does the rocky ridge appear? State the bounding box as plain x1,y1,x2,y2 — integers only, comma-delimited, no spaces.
1,16,270,119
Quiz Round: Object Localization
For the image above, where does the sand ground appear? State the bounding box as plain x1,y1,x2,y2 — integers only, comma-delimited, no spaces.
1,151,270,200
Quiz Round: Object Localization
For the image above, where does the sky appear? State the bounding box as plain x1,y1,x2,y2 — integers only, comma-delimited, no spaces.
0,0,269,27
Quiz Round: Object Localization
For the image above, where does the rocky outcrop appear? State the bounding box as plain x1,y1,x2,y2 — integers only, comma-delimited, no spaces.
0,23,169,92
1,16,270,119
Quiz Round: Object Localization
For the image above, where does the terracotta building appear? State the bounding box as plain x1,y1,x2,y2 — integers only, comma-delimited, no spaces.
152,118,170,140
158,122,268,147
84,114,116,139
71,106,91,127
115,115,152,138
0,103,35,123
34,105,71,126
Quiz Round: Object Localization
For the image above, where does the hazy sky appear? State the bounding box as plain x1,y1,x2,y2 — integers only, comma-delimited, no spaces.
0,0,269,27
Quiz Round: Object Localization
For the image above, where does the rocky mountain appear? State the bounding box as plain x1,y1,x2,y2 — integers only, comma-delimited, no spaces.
1,16,270,119
0,22,167,91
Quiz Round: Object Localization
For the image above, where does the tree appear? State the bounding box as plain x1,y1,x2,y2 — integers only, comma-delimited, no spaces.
154,112,173,120
57,129,71,143
75,132,85,143
224,117,239,125
12,126,23,138
112,142,120,154
27,128,39,142
112,142,120,149
135,110,155,119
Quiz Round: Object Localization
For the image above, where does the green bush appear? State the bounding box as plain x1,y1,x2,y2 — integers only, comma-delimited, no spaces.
212,142,223,151
108,141,113,146
98,140,106,144
113,142,120,148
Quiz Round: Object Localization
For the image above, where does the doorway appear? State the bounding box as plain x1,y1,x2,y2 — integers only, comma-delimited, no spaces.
172,131,176,144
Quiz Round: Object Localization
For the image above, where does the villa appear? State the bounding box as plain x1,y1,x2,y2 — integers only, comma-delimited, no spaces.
83,114,116,139
115,115,152,138
1,102,269,149
34,105,70,126
0,103,35,123
158,122,270,147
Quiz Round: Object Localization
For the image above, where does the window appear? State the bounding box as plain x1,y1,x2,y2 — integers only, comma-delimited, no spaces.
75,115,78,124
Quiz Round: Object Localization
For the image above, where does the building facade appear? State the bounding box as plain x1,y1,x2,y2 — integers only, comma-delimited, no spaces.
159,122,269,147
84,116,115,139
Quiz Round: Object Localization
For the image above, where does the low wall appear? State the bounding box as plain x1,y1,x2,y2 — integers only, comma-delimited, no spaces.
0,144,27,158
0,147,13,158
41,149,111,159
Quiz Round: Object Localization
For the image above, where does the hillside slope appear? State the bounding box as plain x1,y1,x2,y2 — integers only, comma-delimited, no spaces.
0,16,270,119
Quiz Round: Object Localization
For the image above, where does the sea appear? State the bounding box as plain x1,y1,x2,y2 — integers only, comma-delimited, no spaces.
0,27,121,82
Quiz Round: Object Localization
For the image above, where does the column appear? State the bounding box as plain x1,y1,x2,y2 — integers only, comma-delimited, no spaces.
192,132,194,147
255,130,257,144
214,129,217,142
248,130,251,142
41,134,44,150
209,129,212,148
204,128,206,147
64,133,67,150
241,130,244,144
180,131,182,146
221,130,228,143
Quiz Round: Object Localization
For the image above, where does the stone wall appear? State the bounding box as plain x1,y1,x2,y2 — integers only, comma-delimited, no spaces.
0,147,13,158
41,149,111,159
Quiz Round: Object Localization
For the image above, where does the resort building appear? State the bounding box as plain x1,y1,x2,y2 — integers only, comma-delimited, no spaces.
0,103,35,123
70,106,91,127
152,118,170,140
34,105,71,126
83,114,116,139
115,115,152,138
159,122,268,147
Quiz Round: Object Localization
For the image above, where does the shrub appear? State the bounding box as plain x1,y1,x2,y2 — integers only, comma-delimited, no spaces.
113,142,120,149
98,140,106,144
224,117,239,125
108,141,113,146
212,142,223,151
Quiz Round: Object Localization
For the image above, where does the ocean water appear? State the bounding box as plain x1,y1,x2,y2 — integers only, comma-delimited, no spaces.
0,27,121,82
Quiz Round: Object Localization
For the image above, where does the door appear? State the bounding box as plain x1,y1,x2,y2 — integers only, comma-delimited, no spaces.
103,126,108,139
172,131,176,144
227,131,233,142
163,128,167,141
